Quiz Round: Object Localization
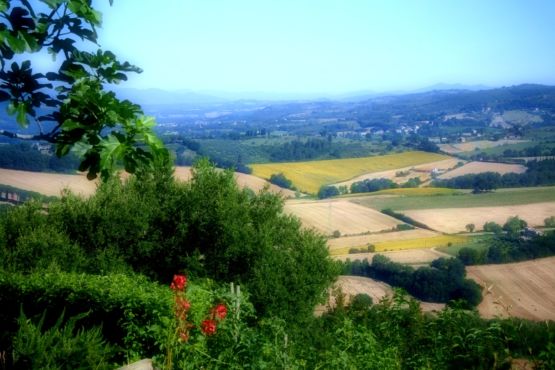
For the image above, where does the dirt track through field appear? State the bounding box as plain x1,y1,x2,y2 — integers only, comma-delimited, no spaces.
467,257,555,321
403,202,555,233
284,200,400,235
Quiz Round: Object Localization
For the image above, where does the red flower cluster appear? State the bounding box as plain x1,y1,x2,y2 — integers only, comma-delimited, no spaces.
170,274,187,291
213,303,227,320
169,273,228,341
200,319,217,336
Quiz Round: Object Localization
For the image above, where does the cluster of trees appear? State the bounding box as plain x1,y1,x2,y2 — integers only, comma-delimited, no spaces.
268,137,335,161
458,229,555,265
0,143,80,173
434,160,555,191
343,255,482,308
381,208,431,230
350,177,421,194
269,172,294,189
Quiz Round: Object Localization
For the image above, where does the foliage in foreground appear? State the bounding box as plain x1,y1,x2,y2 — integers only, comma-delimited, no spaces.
3,274,555,369
0,160,340,323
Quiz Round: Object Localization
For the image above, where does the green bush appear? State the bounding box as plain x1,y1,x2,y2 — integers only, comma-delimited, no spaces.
11,310,114,370
2,161,339,323
0,271,173,361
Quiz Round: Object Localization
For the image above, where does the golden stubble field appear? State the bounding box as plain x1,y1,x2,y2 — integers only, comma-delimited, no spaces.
173,166,296,197
0,168,97,196
284,199,400,235
437,161,526,180
467,256,555,321
403,202,555,233
0,167,296,198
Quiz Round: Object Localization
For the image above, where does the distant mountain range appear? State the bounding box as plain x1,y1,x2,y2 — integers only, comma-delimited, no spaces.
110,83,499,107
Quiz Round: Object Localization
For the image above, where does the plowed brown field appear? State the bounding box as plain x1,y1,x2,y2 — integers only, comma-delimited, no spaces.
467,257,555,321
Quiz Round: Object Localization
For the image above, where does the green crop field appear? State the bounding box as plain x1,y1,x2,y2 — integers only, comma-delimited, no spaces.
250,151,450,194
351,186,555,211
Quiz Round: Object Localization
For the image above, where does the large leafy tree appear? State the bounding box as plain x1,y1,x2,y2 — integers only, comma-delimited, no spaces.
0,0,168,179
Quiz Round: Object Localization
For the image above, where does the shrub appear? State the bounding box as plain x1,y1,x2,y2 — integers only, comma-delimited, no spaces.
318,185,340,199
0,271,173,361
483,221,503,234
11,310,114,370
269,173,294,189
544,216,555,228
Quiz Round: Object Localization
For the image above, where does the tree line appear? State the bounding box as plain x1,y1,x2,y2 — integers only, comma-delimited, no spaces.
342,255,482,308
433,159,555,192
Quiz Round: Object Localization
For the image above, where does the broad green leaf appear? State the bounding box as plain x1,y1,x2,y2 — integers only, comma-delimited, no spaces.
99,134,122,170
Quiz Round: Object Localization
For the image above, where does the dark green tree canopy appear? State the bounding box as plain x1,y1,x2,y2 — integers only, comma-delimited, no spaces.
0,0,168,179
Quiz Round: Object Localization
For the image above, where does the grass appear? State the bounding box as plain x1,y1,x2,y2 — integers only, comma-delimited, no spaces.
437,234,493,256
351,186,555,211
329,235,468,255
249,151,450,194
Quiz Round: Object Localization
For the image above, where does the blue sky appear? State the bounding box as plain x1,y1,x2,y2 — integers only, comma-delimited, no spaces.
94,0,555,94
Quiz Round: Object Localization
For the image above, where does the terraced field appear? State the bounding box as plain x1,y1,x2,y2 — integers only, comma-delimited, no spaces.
250,151,450,194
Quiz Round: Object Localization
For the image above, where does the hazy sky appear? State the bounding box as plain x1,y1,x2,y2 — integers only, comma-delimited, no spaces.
94,0,555,94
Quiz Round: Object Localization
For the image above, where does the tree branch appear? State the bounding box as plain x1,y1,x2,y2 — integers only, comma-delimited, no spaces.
0,129,57,142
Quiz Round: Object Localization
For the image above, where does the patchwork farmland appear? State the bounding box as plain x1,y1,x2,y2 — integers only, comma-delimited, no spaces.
250,151,450,194
332,157,461,188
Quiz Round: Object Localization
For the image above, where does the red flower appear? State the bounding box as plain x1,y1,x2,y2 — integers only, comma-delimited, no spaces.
213,304,227,320
201,319,217,336
170,274,187,291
